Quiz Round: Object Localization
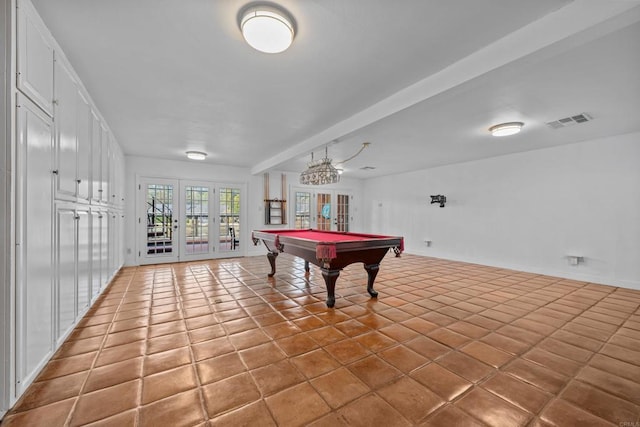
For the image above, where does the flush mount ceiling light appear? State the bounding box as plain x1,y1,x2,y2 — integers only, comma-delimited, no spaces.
240,4,295,53
489,122,524,137
186,151,207,160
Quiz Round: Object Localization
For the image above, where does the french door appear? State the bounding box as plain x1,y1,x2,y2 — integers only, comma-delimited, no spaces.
291,187,353,231
138,178,244,264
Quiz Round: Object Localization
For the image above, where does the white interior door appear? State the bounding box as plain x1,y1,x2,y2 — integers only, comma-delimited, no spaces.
139,178,180,264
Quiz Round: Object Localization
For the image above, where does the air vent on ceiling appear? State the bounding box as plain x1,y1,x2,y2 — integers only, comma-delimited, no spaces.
546,113,592,129
360,166,376,170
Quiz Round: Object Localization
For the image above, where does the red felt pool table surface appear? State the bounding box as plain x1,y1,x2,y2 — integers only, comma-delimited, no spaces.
255,229,396,242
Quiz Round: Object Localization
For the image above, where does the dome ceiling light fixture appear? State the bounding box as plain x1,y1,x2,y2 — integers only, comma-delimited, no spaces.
240,4,295,54
489,122,524,137
186,151,207,160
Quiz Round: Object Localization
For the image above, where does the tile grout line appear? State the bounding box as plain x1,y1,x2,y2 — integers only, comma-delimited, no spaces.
177,264,214,426
422,274,609,425
62,268,135,427
515,282,628,426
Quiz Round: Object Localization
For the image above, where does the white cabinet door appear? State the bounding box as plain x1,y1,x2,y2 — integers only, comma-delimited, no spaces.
109,140,116,206
90,210,102,300
100,210,109,289
100,126,109,204
16,0,54,115
77,209,91,316
108,211,116,278
53,56,78,199
118,213,125,268
55,206,76,345
76,92,91,201
15,94,53,393
90,111,101,204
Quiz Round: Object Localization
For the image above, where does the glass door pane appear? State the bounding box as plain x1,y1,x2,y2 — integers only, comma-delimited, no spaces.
146,184,175,255
316,192,332,231
184,186,209,254
219,187,241,253
140,178,180,264
294,191,311,229
336,193,350,232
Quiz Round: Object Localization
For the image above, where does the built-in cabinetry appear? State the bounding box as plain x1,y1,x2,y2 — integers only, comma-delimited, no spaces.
15,93,54,396
11,0,125,403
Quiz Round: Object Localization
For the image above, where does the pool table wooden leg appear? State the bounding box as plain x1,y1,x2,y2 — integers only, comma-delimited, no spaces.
364,264,380,298
267,251,278,277
321,269,340,308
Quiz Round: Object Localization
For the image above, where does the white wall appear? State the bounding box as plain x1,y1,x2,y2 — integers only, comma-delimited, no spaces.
362,132,640,289
124,156,363,265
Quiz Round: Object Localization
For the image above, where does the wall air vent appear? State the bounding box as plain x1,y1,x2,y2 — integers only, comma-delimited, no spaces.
360,166,376,170
546,113,592,129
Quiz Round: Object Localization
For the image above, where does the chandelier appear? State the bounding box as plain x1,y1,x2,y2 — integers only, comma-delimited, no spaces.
299,142,370,185
299,147,339,185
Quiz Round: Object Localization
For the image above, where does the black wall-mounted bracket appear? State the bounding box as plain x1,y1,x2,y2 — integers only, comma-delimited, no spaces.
430,195,446,208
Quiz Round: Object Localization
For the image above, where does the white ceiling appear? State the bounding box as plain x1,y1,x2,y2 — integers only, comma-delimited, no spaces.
32,0,640,179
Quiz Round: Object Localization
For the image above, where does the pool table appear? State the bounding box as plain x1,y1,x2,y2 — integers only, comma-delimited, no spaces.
251,229,404,307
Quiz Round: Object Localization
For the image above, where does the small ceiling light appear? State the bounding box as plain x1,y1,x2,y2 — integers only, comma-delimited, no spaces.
240,5,295,53
186,151,207,160
489,122,524,137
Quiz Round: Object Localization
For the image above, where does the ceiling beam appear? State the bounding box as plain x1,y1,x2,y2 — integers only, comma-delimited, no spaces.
251,0,640,176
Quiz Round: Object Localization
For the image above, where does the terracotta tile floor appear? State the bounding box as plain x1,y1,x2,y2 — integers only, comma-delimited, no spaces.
2,254,640,426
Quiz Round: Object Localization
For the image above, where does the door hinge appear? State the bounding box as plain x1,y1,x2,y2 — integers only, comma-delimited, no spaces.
138,217,141,223
138,184,141,190
138,251,141,257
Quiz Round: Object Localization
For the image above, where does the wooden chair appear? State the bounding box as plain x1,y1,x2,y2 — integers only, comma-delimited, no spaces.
229,227,239,250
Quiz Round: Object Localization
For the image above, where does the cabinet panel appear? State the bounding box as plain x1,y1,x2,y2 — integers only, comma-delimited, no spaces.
77,210,91,316
76,92,91,201
100,126,109,204
118,213,125,267
56,207,76,344
17,0,54,115
90,210,102,300
90,111,101,203
108,212,116,278
15,94,53,392
53,57,78,199
100,211,109,288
